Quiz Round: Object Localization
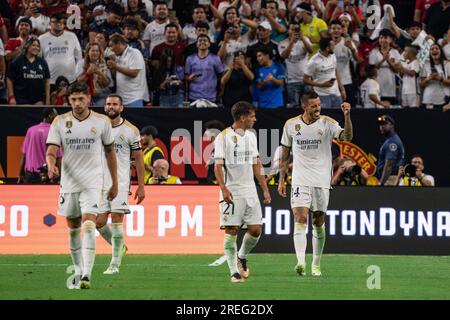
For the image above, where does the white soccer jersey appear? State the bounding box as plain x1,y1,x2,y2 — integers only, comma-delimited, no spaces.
368,48,402,98
281,115,343,188
334,38,356,86
46,110,114,193
278,37,311,83
102,118,141,192
401,59,420,95
305,52,340,96
223,33,251,66
142,19,170,55
38,31,82,84
214,127,259,198
360,78,381,109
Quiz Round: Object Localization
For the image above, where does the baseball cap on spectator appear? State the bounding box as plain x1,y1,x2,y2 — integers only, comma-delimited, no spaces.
377,115,395,125
17,17,33,28
296,3,313,15
258,21,272,31
339,13,353,23
379,29,394,38
195,21,210,30
140,125,158,138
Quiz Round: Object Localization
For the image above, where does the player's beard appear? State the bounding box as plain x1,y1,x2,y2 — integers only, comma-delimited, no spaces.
107,110,120,120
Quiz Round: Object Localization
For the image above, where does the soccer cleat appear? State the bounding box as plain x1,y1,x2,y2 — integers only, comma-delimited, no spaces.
79,276,91,289
69,274,81,289
103,265,120,275
230,273,245,283
311,265,322,277
237,257,250,279
295,263,306,276
118,244,128,267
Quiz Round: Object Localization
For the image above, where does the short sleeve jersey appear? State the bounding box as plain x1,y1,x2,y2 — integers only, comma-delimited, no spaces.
102,118,141,192
214,128,259,198
46,110,114,193
281,115,343,188
376,132,405,178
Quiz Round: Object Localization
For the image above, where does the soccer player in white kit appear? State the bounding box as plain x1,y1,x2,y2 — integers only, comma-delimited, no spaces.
96,94,146,275
278,91,353,277
46,82,118,289
214,101,271,283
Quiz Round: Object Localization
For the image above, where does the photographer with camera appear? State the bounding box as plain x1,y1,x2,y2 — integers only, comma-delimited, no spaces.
395,155,435,186
332,157,368,186
147,159,182,185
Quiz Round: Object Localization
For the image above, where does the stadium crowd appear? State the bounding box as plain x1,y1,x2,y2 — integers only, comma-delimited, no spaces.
0,0,448,109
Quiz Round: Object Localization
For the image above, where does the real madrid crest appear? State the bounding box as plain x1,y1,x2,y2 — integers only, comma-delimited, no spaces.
66,121,72,128
119,134,125,141
295,124,301,131
232,136,238,144
317,129,323,136
91,127,97,134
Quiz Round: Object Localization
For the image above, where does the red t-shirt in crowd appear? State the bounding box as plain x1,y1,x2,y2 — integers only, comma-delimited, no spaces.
151,41,186,67
415,0,440,22
4,38,23,53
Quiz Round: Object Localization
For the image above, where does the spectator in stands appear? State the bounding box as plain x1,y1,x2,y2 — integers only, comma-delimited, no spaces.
107,34,149,107
185,21,219,57
330,19,360,108
50,75,69,105
185,34,224,105
143,1,170,55
217,19,252,65
254,46,285,109
338,12,360,45
88,2,123,43
0,13,8,44
360,64,388,108
324,0,363,28
304,37,345,109
298,2,328,57
124,0,151,31
414,0,440,23
183,5,217,45
332,157,368,186
218,0,252,17
148,159,182,185
85,0,117,26
368,29,402,106
395,155,435,186
438,25,450,60
4,17,32,63
425,0,450,41
18,107,61,184
75,42,112,107
278,23,312,108
259,1,287,43
122,17,146,55
140,125,165,184
153,48,184,108
398,45,421,108
376,114,405,186
221,50,254,108
253,0,287,19
7,38,50,105
151,23,186,69
246,21,281,70
18,0,50,36
39,12,82,86
420,43,450,109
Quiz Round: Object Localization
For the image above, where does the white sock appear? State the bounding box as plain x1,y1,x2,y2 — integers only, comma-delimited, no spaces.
81,220,96,278
238,233,260,260
69,227,83,275
110,223,124,267
294,223,307,265
312,224,326,267
97,224,112,245
224,234,239,275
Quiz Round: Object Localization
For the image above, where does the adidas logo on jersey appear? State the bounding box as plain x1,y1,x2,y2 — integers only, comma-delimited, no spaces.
66,129,72,134
121,202,127,206
92,204,98,208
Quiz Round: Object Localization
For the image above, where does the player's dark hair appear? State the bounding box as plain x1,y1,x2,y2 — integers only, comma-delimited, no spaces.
231,101,256,122
300,91,320,106
69,81,90,95
365,64,378,78
42,107,56,120
205,120,226,132
106,94,123,105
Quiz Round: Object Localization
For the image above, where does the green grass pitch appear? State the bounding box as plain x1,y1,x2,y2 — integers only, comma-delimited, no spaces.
0,254,449,300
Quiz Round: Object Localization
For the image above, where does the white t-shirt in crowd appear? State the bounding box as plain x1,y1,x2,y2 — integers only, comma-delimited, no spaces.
333,37,356,86
46,110,114,193
368,47,402,98
420,61,450,106
278,37,311,83
102,118,141,192
305,51,340,96
17,14,50,34
223,32,251,66
360,78,381,109
183,21,216,45
214,127,259,199
38,31,82,84
281,115,343,188
142,19,170,55
0,38,4,56
401,59,420,95
115,45,149,105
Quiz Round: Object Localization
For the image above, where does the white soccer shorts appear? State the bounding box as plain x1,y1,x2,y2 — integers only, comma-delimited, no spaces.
290,185,330,213
58,189,101,218
98,190,131,214
401,94,419,108
220,195,262,229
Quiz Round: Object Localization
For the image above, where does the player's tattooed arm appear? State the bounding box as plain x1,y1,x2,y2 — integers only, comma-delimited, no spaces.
340,102,353,141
